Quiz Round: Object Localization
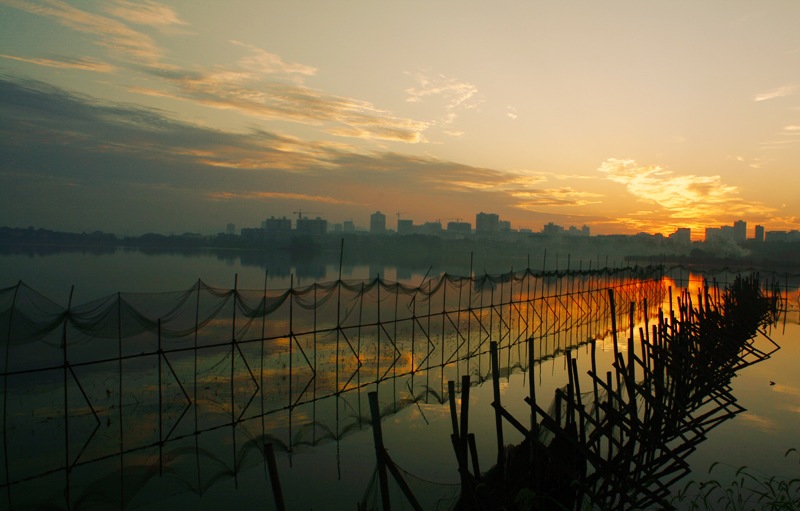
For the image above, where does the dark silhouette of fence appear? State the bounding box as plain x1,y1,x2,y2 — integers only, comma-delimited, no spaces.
446,274,781,510
0,265,666,510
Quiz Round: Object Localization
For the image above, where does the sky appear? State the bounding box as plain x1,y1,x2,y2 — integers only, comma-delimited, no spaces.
1,1,799,238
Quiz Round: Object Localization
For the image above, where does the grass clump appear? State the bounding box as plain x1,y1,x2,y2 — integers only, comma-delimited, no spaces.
671,449,800,511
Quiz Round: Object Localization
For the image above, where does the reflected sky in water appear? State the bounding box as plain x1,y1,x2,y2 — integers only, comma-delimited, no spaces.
1,248,797,510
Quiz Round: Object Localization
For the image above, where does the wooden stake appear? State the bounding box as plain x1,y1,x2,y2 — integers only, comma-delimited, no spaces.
368,392,391,511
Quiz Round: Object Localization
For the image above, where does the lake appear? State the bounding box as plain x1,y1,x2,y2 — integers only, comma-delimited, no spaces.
1,247,798,510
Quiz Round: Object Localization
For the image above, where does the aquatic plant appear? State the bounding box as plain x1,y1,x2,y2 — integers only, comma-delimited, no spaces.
671,449,800,511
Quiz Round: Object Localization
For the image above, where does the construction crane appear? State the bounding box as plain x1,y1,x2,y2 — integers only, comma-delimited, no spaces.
293,210,321,220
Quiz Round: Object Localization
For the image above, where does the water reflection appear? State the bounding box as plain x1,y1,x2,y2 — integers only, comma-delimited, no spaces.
0,266,797,510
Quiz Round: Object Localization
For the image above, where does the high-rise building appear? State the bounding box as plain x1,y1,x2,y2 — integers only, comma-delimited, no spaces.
446,221,472,235
542,222,564,236
397,219,413,235
418,221,442,235
705,227,721,242
668,228,691,244
263,216,291,233
733,220,746,243
754,224,765,242
370,211,386,234
475,212,499,234
296,216,327,236
343,220,355,233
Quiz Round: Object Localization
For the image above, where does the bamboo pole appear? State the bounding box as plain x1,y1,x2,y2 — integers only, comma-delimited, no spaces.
264,443,286,511
490,341,505,468
368,392,391,511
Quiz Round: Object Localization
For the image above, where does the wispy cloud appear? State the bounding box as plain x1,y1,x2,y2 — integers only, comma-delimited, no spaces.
754,85,797,102
406,72,480,109
104,0,188,28
0,53,115,72
0,77,537,230
738,412,778,433
598,158,774,227
208,191,356,205
134,42,429,143
1,0,170,68
228,41,317,79
771,383,800,398
405,71,482,127
3,2,431,144
511,188,603,208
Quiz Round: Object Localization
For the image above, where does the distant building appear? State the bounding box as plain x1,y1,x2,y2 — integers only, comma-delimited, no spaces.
754,225,765,242
263,216,291,233
475,212,499,234
226,223,236,235
733,220,746,243
397,219,414,235
567,225,590,237
705,226,734,243
296,216,327,236
705,227,719,242
446,221,472,235
370,211,386,234
542,222,564,236
765,230,800,242
418,221,442,235
668,228,691,244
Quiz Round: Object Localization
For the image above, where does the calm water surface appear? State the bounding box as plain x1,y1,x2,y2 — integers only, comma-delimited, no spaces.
1,248,798,510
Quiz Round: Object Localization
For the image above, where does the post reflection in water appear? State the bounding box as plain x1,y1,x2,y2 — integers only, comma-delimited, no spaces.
0,265,793,510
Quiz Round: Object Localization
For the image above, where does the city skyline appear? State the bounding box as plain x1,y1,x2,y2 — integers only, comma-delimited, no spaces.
2,2,799,237
241,211,797,244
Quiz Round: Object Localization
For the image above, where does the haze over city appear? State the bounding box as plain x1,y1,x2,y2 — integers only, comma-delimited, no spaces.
2,1,799,238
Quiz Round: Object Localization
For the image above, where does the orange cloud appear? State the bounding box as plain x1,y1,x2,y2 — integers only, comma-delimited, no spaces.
104,0,188,28
208,191,356,206
598,158,775,224
2,0,170,68
0,53,115,72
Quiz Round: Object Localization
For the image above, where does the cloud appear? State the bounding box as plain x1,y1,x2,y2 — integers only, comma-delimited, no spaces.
228,41,317,79
1,0,170,68
405,71,483,127
754,85,797,102
208,191,357,206
0,77,537,231
104,0,188,28
510,188,603,208
3,2,429,144
0,53,115,72
405,72,480,109
771,383,800,398
598,158,775,228
135,42,430,143
738,412,778,432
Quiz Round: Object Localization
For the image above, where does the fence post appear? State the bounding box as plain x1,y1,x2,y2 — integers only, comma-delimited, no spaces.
368,392,391,511
490,341,505,468
264,443,286,511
